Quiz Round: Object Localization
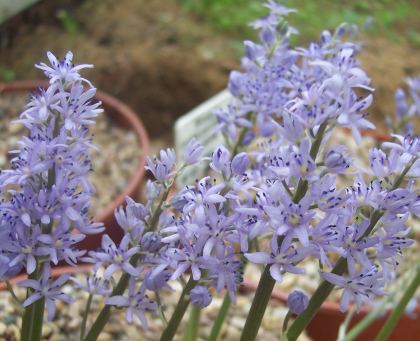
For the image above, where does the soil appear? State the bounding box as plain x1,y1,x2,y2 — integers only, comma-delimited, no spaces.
0,0,419,148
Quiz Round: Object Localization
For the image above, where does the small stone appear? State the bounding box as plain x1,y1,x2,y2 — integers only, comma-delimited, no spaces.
49,335,61,341
42,322,54,338
97,332,113,341
6,324,20,340
8,122,24,134
67,317,82,331
230,316,246,329
225,325,241,340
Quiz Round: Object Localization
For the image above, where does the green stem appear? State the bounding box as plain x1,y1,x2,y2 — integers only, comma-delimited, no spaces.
239,264,276,341
337,306,356,341
80,294,93,341
183,304,202,341
282,310,293,339
147,186,171,233
156,291,168,328
287,258,347,341
84,254,139,341
207,293,231,341
6,280,23,310
373,266,420,341
208,240,253,341
21,264,45,341
231,111,254,158
159,276,198,341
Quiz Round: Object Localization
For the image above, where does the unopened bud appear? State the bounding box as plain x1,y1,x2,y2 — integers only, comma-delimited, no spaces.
244,40,257,60
231,152,249,175
146,180,163,201
287,290,309,315
141,232,161,252
260,25,276,44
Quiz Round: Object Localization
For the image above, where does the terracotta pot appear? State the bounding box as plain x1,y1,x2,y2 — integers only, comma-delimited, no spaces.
0,81,150,251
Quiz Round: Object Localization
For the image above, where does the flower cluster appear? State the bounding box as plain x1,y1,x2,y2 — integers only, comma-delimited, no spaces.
0,51,106,321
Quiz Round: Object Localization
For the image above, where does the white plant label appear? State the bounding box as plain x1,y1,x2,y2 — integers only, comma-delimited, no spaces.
174,89,231,189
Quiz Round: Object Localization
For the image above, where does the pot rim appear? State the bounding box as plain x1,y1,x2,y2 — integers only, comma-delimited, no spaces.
0,80,150,229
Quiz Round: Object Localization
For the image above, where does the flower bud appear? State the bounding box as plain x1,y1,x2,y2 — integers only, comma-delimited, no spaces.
287,290,309,315
144,268,172,292
244,40,257,60
260,25,276,44
146,180,163,202
212,145,230,171
171,187,192,211
277,21,289,37
190,286,212,308
184,137,204,165
259,121,276,137
325,145,351,173
320,30,332,45
231,152,249,175
0,256,23,281
141,232,161,252
228,71,243,97
334,22,348,38
242,131,255,146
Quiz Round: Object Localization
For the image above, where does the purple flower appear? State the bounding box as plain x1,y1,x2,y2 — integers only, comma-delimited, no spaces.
325,145,352,174
231,152,250,175
212,104,253,142
146,180,163,201
38,224,86,266
270,138,318,181
322,265,387,313
104,276,157,331
70,273,112,296
144,268,173,292
0,254,23,281
166,241,219,281
383,134,420,164
244,40,258,60
274,113,303,143
272,195,316,247
346,172,382,210
209,247,243,304
190,286,212,308
183,137,204,165
35,51,93,87
145,148,176,181
141,232,161,252
245,238,308,283
93,234,140,279
18,263,75,321
211,145,231,177
356,148,402,178
287,290,309,315
182,176,226,226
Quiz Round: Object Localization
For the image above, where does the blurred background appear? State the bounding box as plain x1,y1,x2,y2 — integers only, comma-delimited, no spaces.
0,0,419,148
